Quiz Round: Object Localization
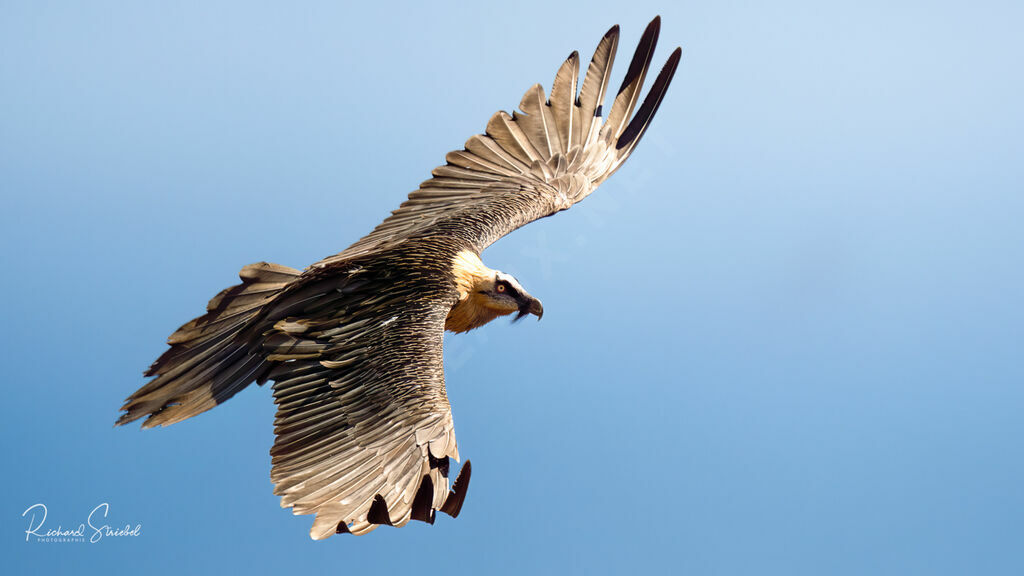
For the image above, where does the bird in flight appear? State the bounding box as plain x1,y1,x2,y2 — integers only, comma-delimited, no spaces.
118,17,681,538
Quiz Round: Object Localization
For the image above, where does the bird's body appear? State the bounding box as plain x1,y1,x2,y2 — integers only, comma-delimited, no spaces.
119,18,681,538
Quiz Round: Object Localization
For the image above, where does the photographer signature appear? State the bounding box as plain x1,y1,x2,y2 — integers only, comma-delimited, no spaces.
22,503,141,543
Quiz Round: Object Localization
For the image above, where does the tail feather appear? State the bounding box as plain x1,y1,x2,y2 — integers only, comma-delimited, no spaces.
117,261,300,428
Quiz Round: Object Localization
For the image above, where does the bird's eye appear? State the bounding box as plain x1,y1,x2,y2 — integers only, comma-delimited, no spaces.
496,284,506,293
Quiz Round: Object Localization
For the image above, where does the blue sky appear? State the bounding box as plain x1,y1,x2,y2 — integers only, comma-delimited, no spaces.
2,1,1022,574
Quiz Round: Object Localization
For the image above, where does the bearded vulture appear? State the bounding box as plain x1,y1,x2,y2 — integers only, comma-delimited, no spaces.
118,17,681,538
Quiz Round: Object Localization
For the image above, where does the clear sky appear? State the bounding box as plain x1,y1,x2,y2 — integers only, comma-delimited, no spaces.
2,1,1022,574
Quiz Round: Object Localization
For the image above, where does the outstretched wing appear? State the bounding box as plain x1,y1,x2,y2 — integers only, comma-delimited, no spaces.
261,263,469,538
317,17,681,267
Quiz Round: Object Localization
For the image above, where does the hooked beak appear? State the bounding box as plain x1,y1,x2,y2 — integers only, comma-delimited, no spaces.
514,296,544,322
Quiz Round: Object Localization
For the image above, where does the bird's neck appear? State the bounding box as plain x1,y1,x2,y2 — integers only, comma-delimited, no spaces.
446,250,503,333
449,250,493,299
446,293,506,333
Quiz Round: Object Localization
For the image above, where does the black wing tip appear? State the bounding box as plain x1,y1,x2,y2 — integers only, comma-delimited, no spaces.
410,474,437,525
617,16,662,96
644,16,663,42
366,494,394,526
615,46,683,151
440,460,472,518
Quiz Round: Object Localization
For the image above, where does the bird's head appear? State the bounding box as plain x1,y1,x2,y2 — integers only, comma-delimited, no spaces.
446,250,544,333
477,272,544,321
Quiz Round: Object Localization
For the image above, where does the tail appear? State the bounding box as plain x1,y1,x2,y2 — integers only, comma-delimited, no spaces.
117,261,300,428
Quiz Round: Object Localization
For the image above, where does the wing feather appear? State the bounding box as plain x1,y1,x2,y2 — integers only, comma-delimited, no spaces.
614,46,683,164
550,51,580,151
514,83,561,159
464,134,532,175
577,26,619,147
602,16,661,143
485,110,545,164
